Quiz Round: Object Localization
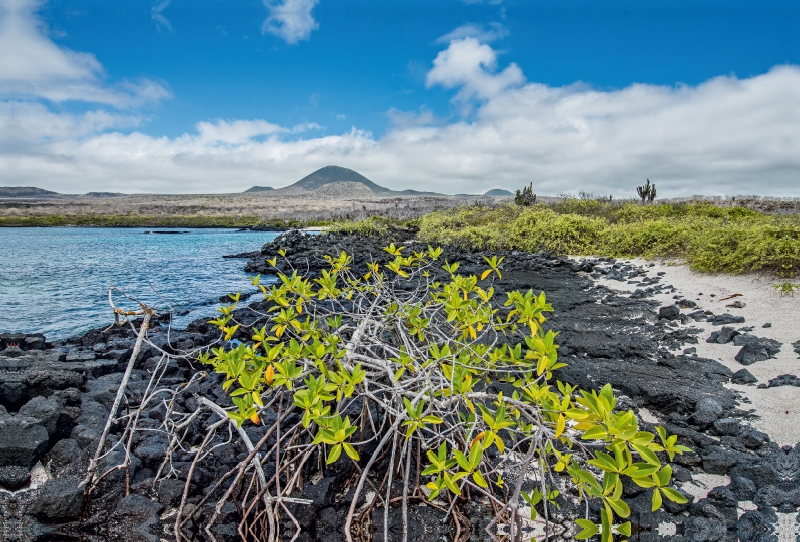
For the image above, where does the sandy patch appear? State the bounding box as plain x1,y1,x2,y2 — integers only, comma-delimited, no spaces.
591,259,800,446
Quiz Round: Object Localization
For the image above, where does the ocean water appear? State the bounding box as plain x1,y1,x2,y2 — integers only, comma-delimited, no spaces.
0,227,279,341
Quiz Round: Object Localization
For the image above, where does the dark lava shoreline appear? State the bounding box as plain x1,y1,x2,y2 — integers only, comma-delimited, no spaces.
0,229,795,541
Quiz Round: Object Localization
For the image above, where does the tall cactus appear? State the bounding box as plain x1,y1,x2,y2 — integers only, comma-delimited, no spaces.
637,179,657,204
515,182,537,206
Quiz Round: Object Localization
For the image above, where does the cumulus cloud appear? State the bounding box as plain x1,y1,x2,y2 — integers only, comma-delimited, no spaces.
427,37,525,101
0,101,143,146
0,0,170,107
435,22,508,44
261,0,319,44
3,30,800,197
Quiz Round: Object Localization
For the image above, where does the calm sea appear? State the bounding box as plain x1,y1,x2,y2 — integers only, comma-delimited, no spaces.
0,227,279,341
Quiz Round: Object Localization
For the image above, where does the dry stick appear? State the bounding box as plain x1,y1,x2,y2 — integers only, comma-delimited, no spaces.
181,407,296,528
174,417,227,541
401,439,412,542
383,430,399,542
198,397,278,542
84,311,151,494
344,416,404,542
485,441,538,542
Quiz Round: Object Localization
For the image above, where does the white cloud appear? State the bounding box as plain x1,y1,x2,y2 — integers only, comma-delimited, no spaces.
0,0,170,107
426,37,525,101
3,27,800,198
261,0,318,44
435,22,508,44
151,0,172,32
0,101,143,146
387,106,440,128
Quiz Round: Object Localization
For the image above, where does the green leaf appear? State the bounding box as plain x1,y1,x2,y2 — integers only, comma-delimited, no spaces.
327,443,342,464
651,488,663,511
575,519,599,540
472,471,488,488
581,425,608,440
660,487,688,504
616,521,632,537
607,497,630,518
632,443,661,466
342,442,360,462
657,464,673,487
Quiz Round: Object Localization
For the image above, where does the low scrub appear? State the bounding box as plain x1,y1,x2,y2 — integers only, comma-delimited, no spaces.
419,202,800,276
199,245,689,541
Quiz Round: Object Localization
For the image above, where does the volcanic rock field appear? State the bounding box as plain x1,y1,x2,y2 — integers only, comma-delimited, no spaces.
0,229,797,541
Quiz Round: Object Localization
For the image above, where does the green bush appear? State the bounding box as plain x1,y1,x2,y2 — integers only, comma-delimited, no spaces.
202,246,689,541
418,201,800,276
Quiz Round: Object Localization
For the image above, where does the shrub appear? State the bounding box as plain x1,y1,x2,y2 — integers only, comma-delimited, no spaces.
201,245,689,541
419,202,800,276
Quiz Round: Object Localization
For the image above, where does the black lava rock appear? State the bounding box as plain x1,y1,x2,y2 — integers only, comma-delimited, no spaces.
658,304,681,321
735,344,771,365
702,452,737,474
0,465,31,490
28,476,86,521
706,326,739,344
711,313,745,325
739,429,768,449
0,414,49,469
759,374,800,388
712,417,741,436
731,477,757,501
116,494,165,517
730,368,758,385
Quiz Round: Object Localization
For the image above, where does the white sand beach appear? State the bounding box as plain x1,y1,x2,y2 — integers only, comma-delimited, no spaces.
594,260,800,447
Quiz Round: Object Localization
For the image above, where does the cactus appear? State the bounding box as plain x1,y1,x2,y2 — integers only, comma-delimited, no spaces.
515,182,537,206
637,179,657,204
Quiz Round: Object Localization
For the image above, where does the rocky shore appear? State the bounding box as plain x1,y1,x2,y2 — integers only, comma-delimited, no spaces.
1,229,796,541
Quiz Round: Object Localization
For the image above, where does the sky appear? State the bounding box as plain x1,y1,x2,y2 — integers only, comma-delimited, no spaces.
1,0,800,196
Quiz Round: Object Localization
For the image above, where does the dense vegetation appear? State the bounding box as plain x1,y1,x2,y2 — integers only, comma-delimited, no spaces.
200,245,688,541
418,200,800,276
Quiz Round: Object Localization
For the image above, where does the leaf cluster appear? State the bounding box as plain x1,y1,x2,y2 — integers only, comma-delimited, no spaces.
200,244,691,540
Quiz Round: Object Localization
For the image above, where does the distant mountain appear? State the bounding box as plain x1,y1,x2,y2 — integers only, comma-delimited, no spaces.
484,188,513,196
84,192,124,198
244,186,274,193
275,166,444,196
0,186,62,198
291,166,384,192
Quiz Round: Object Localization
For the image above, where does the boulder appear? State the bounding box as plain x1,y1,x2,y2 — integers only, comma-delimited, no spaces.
658,304,680,321
682,516,728,542
28,476,86,521
44,438,88,476
711,314,745,325
712,417,740,436
731,368,757,385
702,452,737,475
0,465,31,490
694,398,723,418
18,395,66,438
739,429,768,449
735,344,771,365
0,414,49,468
116,494,165,517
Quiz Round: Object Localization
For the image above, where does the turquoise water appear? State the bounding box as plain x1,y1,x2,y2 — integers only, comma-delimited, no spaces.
0,228,279,341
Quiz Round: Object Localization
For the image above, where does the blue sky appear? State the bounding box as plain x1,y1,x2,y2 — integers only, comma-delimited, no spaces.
2,0,800,195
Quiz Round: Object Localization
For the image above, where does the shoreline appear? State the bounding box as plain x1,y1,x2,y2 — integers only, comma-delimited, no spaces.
1,230,796,540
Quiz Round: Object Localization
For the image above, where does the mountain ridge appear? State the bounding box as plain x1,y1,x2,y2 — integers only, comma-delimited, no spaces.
270,166,445,196
0,186,63,198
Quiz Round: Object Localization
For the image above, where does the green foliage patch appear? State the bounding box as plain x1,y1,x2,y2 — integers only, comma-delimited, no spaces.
418,202,800,276
201,245,690,540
